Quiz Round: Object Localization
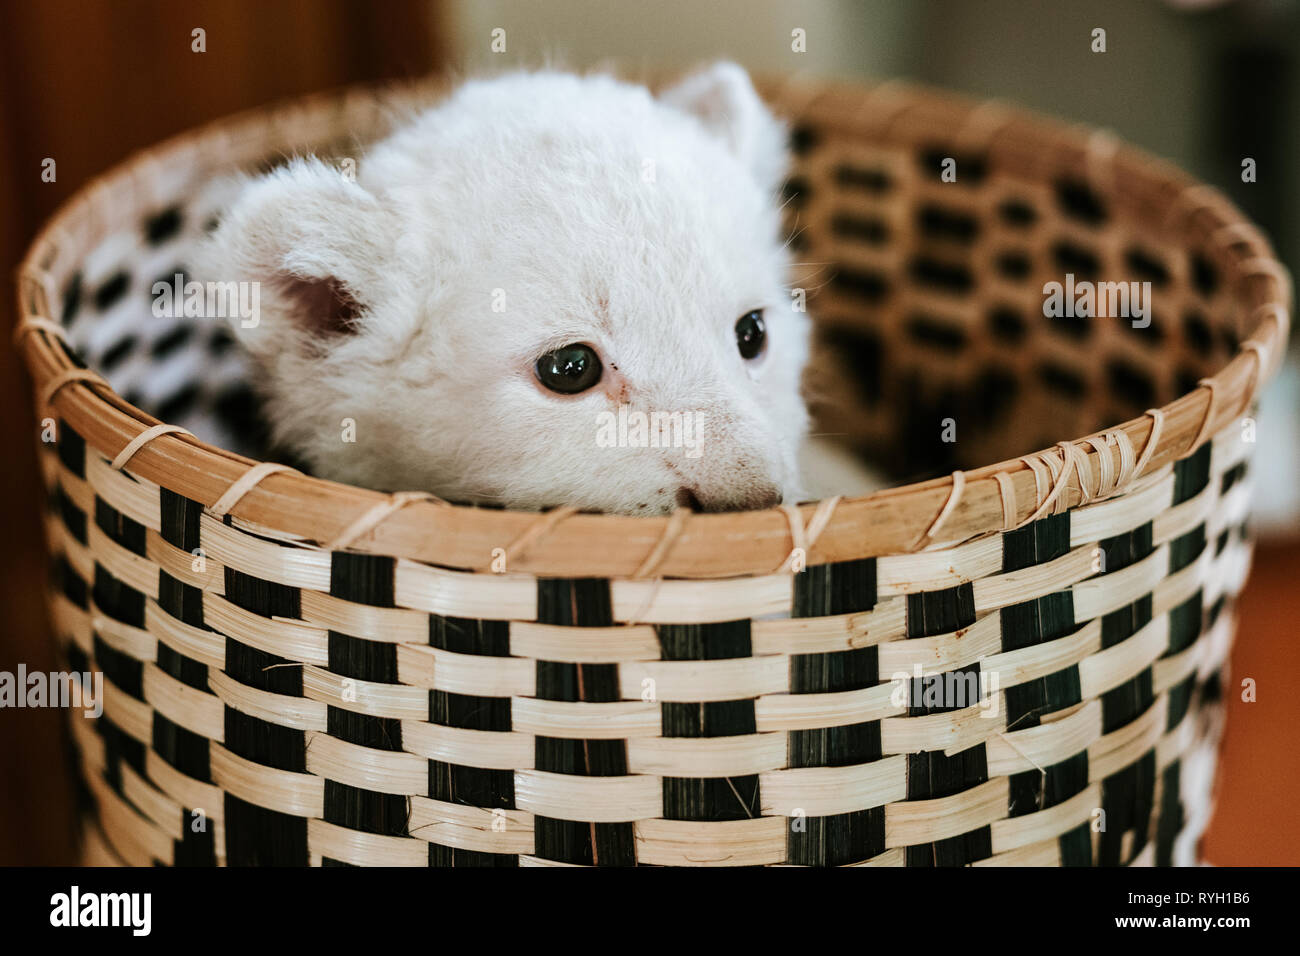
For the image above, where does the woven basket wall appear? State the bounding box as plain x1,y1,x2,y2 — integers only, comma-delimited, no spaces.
15,74,1291,867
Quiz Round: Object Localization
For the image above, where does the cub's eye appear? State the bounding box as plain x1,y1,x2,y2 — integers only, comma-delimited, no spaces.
735,309,766,360
535,343,603,394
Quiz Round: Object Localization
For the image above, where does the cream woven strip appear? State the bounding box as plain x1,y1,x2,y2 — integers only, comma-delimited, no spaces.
1134,409,1165,477
1187,378,1219,456
209,462,299,518
1161,182,1220,233
1022,443,1075,525
12,316,69,347
1237,256,1292,292
19,264,60,317
325,491,445,552
110,424,194,471
41,368,109,407
774,495,841,572
992,472,1017,531
1240,341,1269,407
912,472,964,551
954,98,1014,152
1006,424,1146,532
1082,436,1113,498
1084,128,1120,195
1210,221,1268,249
862,80,914,136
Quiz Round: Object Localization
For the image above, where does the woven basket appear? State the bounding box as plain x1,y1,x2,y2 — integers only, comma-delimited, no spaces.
15,74,1290,867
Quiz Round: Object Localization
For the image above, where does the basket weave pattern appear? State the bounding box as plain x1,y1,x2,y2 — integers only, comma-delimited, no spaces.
15,76,1290,866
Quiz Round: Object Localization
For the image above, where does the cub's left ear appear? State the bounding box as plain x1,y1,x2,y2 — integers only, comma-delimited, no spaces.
660,61,788,193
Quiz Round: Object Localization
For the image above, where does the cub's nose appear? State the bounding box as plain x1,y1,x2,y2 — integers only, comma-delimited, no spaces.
677,483,782,512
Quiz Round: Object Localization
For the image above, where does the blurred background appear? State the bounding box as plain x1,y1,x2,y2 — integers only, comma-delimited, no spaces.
1,0,1296,864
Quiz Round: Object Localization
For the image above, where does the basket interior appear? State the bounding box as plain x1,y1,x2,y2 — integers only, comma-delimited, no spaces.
49,87,1244,490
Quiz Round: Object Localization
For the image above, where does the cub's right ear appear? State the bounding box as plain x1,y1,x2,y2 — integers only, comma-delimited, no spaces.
197,158,389,356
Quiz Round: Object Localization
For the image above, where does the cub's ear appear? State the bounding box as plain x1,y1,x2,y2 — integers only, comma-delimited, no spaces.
197,158,389,355
659,61,788,193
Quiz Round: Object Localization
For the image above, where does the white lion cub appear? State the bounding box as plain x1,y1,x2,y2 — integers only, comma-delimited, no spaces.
201,64,841,514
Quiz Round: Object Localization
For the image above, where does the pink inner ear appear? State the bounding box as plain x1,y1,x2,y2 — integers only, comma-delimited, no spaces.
275,274,362,336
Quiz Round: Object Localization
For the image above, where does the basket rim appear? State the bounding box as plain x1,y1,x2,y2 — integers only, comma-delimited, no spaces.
13,72,1293,579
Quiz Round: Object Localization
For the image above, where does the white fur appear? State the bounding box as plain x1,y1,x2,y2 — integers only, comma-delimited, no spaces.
200,65,812,514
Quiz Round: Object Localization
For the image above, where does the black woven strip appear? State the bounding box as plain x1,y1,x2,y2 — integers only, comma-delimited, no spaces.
1098,523,1156,734
65,643,90,677
327,630,398,685
1166,675,1195,731
55,556,87,609
321,858,357,867
792,556,877,616
55,420,86,478
223,630,300,695
171,808,216,866
659,621,760,827
56,486,86,545
95,498,147,556
1201,667,1224,705
222,563,306,783
92,633,142,699
156,552,209,700
1059,823,1093,866
1000,515,1083,819
426,615,516,867
329,552,395,607
153,490,213,733
159,488,202,550
151,711,210,783
223,565,300,620
907,582,976,637
786,556,885,865
97,715,146,793
93,565,145,629
1169,528,1206,573
223,793,308,866
1102,671,1155,737
327,708,403,751
1207,595,1226,630
533,578,634,867
323,779,408,836
220,567,307,774
1010,749,1090,826
905,583,990,865
1166,593,1203,658
157,572,206,632
1220,461,1246,495
156,638,207,694
325,554,402,755
1155,761,1184,866
1099,750,1156,865
1173,444,1212,504
325,556,400,759
223,708,305,772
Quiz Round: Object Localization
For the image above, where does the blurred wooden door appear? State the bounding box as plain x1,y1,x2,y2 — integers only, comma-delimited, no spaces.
0,0,445,865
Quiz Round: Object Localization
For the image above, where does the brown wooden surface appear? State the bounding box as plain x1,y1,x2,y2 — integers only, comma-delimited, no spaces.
0,0,443,866
1202,538,1300,866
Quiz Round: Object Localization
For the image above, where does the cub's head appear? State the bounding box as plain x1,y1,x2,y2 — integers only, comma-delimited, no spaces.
201,63,807,513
